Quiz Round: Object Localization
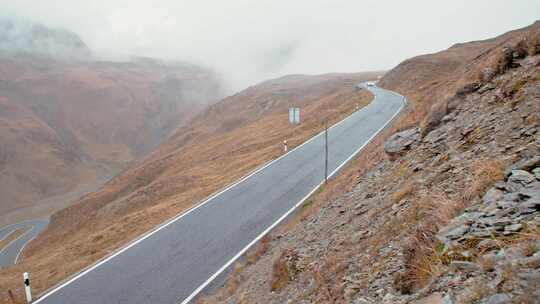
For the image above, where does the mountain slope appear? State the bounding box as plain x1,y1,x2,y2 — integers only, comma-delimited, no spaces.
0,17,91,61
0,25,223,226
0,71,381,299
198,21,540,304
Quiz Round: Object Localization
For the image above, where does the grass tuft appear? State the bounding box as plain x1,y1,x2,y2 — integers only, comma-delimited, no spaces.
462,159,505,202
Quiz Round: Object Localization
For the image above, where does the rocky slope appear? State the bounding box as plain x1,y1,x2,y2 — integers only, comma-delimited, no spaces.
199,22,540,304
0,71,381,300
0,27,222,225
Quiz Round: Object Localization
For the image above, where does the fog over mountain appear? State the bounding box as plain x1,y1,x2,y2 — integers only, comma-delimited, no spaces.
0,17,91,60
2,0,538,91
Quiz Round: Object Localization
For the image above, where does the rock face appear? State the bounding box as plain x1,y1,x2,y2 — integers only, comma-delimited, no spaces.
384,127,420,156
197,21,540,304
438,162,540,247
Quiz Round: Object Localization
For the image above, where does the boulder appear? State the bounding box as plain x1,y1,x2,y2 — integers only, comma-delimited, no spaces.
504,223,522,233
477,83,496,94
481,67,496,83
424,127,447,144
450,261,479,273
412,293,454,304
422,102,448,136
456,83,481,97
484,293,511,304
533,168,540,180
482,188,504,204
384,127,420,156
508,170,536,185
504,156,540,177
440,224,470,240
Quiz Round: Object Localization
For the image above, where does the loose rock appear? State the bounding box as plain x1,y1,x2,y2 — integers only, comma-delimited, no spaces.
484,293,511,304
384,128,420,156
508,170,536,185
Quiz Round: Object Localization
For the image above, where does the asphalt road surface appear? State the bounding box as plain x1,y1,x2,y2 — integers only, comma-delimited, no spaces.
35,85,405,304
0,219,49,267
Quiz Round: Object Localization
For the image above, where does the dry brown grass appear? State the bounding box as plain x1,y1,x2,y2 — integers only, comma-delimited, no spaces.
223,263,244,297
197,21,540,304
0,73,380,299
270,248,297,292
463,159,505,201
392,181,414,204
526,29,540,55
525,114,539,126
246,235,271,265
456,280,492,304
395,192,466,293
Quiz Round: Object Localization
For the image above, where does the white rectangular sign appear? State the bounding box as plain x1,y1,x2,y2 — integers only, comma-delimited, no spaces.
289,107,300,124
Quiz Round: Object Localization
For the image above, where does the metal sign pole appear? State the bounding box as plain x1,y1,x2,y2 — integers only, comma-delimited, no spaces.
324,120,328,184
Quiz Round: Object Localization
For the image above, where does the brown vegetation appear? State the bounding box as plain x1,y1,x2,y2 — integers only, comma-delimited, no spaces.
200,20,540,304
0,55,222,227
396,192,465,293
463,159,505,201
0,72,380,299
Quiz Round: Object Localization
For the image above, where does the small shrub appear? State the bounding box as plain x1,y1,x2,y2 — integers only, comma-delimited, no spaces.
457,280,492,304
395,193,465,293
523,242,539,257
526,31,540,55
246,235,271,265
223,263,244,297
463,159,505,201
421,101,448,136
525,114,539,125
510,79,527,96
270,248,298,291
392,181,413,204
493,47,514,74
514,39,528,59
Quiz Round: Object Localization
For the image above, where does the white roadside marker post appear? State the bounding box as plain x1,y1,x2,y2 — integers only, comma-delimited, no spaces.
283,139,288,153
23,272,32,303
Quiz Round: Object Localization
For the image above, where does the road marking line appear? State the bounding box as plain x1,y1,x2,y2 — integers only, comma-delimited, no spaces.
179,87,406,304
34,85,404,303
14,225,39,264
0,227,32,256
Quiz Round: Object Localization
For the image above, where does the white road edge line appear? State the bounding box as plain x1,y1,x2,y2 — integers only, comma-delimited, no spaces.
0,220,49,266
14,226,39,264
34,85,403,303
179,87,406,304
0,221,34,243
0,226,33,256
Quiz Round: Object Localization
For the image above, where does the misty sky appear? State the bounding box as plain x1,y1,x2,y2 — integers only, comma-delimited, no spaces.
2,0,539,91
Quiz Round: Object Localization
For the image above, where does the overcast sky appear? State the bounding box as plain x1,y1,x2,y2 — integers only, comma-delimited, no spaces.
2,0,539,91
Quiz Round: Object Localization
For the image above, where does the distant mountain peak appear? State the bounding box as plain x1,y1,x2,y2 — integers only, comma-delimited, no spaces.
0,17,91,61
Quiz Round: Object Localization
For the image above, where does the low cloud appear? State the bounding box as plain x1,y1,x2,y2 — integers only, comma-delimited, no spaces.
2,0,539,91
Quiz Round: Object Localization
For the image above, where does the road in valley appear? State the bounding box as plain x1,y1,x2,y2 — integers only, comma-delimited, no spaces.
34,85,405,304
0,219,49,267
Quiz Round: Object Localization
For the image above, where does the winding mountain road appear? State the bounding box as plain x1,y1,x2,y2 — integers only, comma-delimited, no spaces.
0,219,49,267
34,85,405,304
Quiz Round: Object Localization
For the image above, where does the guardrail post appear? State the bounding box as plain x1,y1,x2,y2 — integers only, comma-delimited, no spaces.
23,272,32,303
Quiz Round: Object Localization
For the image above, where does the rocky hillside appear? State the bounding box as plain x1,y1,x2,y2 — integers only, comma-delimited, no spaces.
199,22,540,303
0,25,223,226
379,20,539,128
0,71,380,299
